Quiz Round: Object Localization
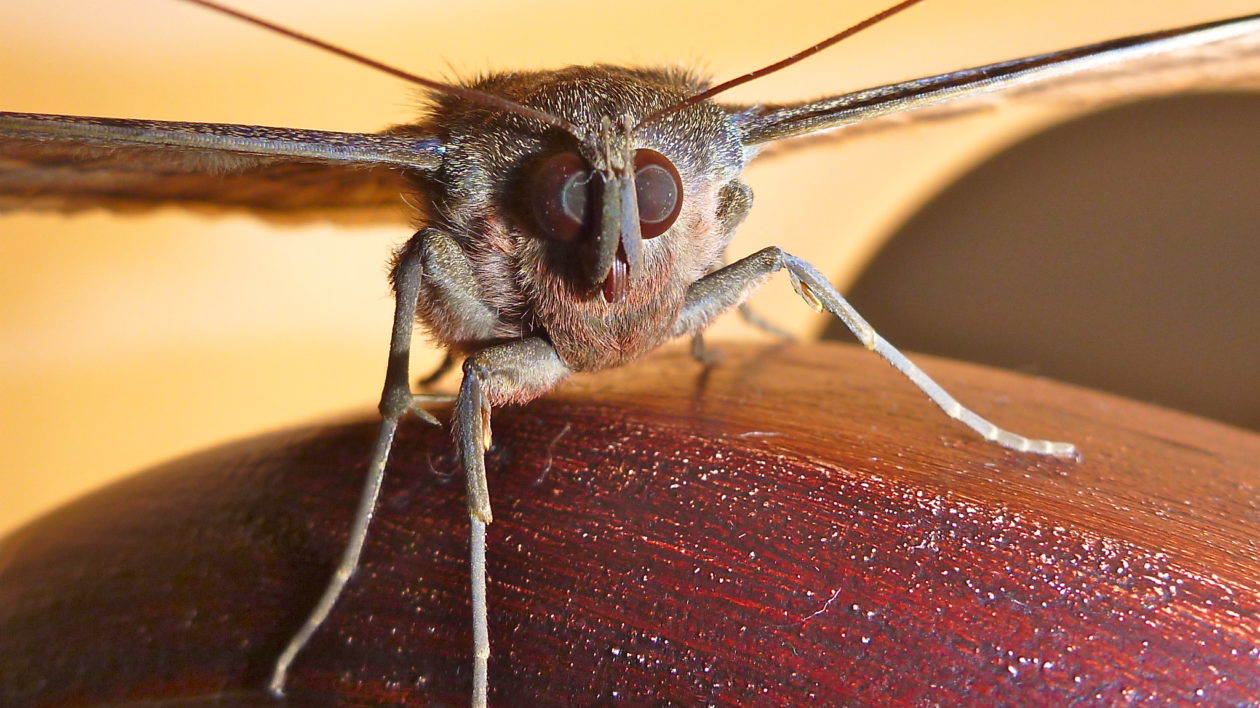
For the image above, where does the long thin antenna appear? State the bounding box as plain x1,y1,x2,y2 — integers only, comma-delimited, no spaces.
638,0,929,127
178,0,582,136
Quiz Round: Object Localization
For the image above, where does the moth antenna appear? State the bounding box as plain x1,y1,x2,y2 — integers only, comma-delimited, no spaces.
178,0,583,137
637,0,928,129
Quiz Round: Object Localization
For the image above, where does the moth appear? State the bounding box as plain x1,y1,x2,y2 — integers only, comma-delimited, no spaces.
4,1,1260,705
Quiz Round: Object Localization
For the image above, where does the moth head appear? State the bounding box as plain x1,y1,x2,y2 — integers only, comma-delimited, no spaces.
528,119,683,304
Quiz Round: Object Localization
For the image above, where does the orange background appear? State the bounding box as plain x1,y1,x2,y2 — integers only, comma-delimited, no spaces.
2,0,1256,535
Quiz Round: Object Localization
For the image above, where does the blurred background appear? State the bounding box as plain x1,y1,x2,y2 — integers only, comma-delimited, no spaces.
2,0,1257,536
835,93,1260,434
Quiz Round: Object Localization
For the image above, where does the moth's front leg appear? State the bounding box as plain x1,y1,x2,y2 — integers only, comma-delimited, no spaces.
456,336,572,708
416,349,458,390
689,181,791,364
407,226,508,390
269,227,459,696
673,247,1078,459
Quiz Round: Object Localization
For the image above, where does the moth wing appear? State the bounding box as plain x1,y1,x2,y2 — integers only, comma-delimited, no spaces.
0,112,442,223
731,13,1260,150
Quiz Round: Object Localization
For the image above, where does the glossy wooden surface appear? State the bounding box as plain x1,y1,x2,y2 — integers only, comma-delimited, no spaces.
2,342,1258,706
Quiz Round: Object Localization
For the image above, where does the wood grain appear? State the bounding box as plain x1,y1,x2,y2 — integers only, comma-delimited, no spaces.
2,342,1257,706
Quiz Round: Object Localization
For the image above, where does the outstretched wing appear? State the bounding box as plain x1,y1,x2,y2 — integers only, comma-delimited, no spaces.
0,112,442,223
732,13,1260,149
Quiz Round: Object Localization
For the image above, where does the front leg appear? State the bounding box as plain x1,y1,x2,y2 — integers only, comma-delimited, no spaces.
689,257,794,364
456,337,572,707
269,228,455,696
689,180,791,362
673,247,1078,459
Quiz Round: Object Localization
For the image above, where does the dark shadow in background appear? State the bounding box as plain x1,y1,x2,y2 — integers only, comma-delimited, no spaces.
826,94,1260,432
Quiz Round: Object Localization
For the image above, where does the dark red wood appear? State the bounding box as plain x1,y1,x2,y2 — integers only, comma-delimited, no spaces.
2,343,1258,706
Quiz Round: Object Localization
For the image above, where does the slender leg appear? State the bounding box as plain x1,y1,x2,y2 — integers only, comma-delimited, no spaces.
456,337,572,707
737,301,794,339
689,179,789,364
673,247,1078,459
690,285,795,364
689,331,713,364
268,232,444,697
715,181,793,341
417,349,459,390
691,263,791,366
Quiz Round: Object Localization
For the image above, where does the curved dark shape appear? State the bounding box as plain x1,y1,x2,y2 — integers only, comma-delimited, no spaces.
832,94,1260,431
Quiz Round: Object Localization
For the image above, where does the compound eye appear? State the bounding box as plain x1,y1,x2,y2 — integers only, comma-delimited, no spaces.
531,151,596,242
633,149,683,239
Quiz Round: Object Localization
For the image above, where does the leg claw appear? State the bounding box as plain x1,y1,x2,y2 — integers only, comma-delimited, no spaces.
409,393,452,426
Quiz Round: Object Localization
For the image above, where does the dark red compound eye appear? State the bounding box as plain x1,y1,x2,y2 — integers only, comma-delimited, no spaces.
530,151,596,242
633,148,683,239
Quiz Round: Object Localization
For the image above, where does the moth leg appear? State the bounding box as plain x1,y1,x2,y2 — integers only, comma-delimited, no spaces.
691,298,793,364
689,331,717,365
689,287,792,364
417,349,459,390
690,180,792,363
691,281,795,364
673,247,1078,459
738,301,794,339
456,337,572,708
407,225,505,393
714,180,791,341
268,229,445,697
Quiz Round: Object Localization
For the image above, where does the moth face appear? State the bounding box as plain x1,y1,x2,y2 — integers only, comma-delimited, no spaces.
527,146,684,304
